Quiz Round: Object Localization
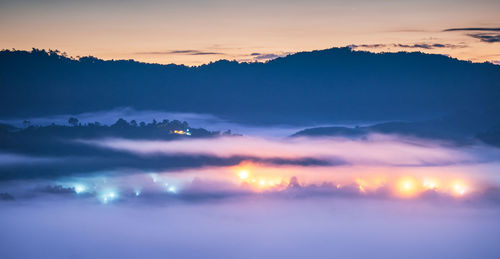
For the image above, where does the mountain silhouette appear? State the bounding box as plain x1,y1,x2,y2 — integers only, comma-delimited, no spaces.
1,47,499,125
292,109,500,146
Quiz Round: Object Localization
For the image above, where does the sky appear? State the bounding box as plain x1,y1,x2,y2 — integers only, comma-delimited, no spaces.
1,1,500,257
1,0,499,65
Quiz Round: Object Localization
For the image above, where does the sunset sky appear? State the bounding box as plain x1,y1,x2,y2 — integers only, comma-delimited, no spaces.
1,0,499,65
2,2,500,257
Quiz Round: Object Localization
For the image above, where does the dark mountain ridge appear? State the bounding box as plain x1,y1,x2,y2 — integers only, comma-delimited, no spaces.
1,47,499,125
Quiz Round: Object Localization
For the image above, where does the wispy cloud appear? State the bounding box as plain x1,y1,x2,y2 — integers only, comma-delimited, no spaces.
349,44,387,49
350,43,466,50
253,53,282,60
394,43,464,49
82,135,479,167
467,33,500,43
250,52,291,61
444,27,500,32
136,50,225,55
444,28,500,43
0,153,58,166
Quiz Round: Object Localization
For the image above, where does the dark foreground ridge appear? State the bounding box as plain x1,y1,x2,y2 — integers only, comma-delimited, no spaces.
1,47,499,124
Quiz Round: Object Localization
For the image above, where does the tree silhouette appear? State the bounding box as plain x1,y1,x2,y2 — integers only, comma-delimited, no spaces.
68,117,79,127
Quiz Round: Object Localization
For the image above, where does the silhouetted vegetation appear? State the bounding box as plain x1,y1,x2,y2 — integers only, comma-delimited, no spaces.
0,117,217,141
0,118,238,180
1,47,499,124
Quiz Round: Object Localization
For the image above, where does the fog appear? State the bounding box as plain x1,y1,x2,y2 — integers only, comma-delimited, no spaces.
2,111,500,258
0,107,374,137
1,197,499,259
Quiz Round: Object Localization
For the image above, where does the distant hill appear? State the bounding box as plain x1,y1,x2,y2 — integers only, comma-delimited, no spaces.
0,117,219,148
477,124,500,147
292,109,500,146
1,47,499,125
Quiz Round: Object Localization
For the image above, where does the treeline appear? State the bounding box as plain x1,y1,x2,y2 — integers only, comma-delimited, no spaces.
2,48,499,125
65,117,190,131
1,117,234,140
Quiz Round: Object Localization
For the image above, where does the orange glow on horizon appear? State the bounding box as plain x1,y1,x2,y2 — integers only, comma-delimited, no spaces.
396,177,421,198
232,163,287,191
423,178,439,190
228,162,477,199
451,180,468,197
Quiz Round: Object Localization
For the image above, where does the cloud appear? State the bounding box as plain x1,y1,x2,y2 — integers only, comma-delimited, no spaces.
0,152,336,181
5,172,500,204
443,28,500,43
253,54,281,60
0,107,307,137
0,153,58,166
251,52,291,61
2,129,500,204
84,135,479,167
389,29,430,33
350,43,465,50
0,192,14,201
444,28,500,32
39,185,75,194
467,33,500,43
394,43,462,49
136,50,224,55
348,44,386,49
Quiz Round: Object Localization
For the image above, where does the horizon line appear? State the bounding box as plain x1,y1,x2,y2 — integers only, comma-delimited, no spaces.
1,46,497,67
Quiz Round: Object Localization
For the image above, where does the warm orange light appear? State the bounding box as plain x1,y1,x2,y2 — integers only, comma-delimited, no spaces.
396,177,421,197
452,181,468,196
238,170,249,180
423,178,438,190
229,162,477,198
355,178,367,193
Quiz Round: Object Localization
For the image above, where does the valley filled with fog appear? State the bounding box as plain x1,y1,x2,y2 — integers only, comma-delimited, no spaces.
2,110,500,258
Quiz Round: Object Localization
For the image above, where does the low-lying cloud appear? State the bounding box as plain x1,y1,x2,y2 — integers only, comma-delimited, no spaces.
83,135,482,167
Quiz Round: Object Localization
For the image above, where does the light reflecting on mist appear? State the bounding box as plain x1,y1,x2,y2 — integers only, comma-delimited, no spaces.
2,130,500,258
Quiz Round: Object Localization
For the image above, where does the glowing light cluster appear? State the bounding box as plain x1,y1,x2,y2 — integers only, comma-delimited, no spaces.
149,173,180,194
172,129,191,136
423,178,439,189
234,167,288,191
396,177,420,197
232,163,472,198
452,181,468,196
74,184,87,194
100,191,118,204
